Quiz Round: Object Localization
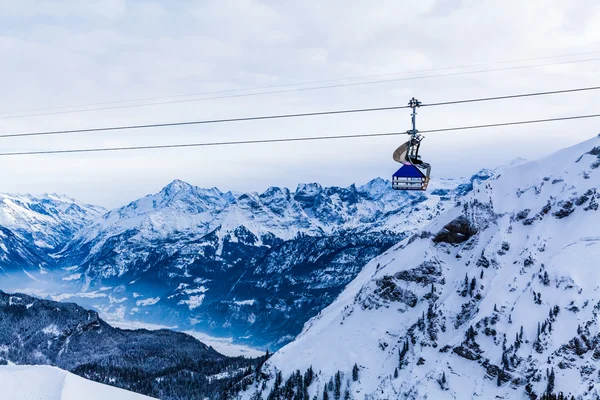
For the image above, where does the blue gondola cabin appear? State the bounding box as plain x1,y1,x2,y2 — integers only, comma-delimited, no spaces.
392,164,429,190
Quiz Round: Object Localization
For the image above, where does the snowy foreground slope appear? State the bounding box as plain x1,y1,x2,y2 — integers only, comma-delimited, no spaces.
0,365,154,400
240,135,600,399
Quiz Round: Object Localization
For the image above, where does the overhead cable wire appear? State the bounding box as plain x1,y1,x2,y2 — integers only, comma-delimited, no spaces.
1,113,599,157
0,105,411,139
4,49,600,116
2,56,600,120
2,85,600,140
422,85,600,107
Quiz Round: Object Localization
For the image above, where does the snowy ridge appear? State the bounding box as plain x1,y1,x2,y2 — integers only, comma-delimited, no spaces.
73,180,235,246
0,365,155,400
0,193,104,249
241,135,600,399
60,176,465,278
75,176,460,249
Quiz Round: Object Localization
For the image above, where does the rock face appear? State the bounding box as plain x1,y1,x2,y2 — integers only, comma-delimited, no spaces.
239,135,600,400
432,215,477,244
1,176,473,349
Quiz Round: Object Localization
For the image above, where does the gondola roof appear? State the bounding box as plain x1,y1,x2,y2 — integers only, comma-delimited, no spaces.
392,164,425,178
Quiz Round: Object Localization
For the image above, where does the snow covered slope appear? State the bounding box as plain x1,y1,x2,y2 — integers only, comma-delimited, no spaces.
0,193,104,250
0,365,154,400
0,193,104,272
242,135,600,399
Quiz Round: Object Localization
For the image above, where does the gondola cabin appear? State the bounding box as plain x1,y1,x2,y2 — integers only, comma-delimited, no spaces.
392,164,429,190
391,97,431,191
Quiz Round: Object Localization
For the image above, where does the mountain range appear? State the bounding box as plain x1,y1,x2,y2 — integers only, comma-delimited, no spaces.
0,174,488,349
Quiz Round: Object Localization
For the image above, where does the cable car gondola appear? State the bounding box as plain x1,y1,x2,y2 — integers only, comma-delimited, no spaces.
392,98,431,191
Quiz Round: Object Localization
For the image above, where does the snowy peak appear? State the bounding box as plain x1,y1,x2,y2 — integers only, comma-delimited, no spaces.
159,179,233,207
79,180,237,244
161,178,194,195
0,192,104,249
246,135,600,400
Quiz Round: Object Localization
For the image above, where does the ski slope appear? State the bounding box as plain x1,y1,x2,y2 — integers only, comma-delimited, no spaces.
0,365,155,400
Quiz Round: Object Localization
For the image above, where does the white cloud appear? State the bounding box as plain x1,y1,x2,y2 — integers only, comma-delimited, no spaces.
0,0,599,207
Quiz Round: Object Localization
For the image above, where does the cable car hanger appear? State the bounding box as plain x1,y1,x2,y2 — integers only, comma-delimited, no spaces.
392,97,431,191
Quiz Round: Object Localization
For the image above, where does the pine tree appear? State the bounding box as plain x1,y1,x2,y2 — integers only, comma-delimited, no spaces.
334,372,341,400
542,271,550,286
427,303,435,321
323,387,329,400
465,326,477,342
418,312,426,331
461,274,469,297
497,369,503,386
393,367,398,378
304,366,314,387
352,364,359,382
470,277,477,296
275,371,283,390
438,371,447,390
519,325,524,341
399,339,409,367
480,270,484,279
546,368,556,394
525,383,537,398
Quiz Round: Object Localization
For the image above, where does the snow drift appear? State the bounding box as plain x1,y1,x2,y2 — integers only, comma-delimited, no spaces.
0,365,154,400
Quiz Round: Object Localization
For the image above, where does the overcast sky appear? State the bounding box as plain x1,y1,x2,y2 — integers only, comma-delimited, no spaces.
1,0,599,207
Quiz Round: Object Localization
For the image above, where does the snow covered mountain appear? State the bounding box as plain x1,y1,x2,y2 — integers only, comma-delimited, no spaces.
43,176,478,348
57,177,458,275
240,135,600,399
0,193,104,271
0,365,155,400
0,193,104,249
